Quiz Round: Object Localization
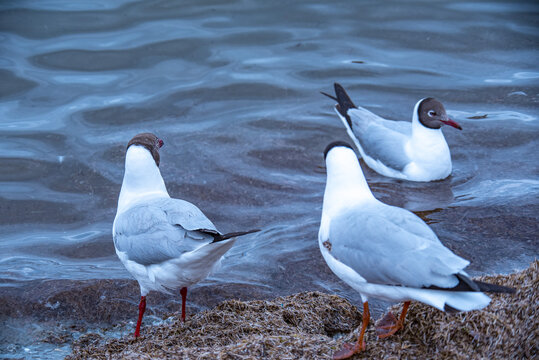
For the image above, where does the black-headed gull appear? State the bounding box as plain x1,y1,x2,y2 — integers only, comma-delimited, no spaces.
113,133,259,338
319,141,514,359
322,83,462,182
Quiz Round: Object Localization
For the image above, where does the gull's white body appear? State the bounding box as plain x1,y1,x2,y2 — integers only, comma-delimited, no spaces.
113,145,235,296
319,146,490,311
335,100,452,182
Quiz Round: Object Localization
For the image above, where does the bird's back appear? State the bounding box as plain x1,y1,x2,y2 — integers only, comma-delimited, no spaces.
113,197,236,293
344,107,411,173
113,198,218,266
326,202,469,289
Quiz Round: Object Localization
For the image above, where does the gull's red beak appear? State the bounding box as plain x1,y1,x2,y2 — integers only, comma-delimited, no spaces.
440,118,462,130
158,139,164,148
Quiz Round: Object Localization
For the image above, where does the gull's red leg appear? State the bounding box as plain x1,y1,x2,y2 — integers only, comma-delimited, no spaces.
134,295,146,338
333,301,370,359
180,287,187,322
376,301,410,338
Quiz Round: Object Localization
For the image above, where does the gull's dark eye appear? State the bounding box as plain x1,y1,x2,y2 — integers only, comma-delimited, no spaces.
428,110,436,117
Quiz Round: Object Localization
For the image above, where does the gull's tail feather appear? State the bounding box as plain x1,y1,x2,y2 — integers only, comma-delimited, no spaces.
441,291,492,313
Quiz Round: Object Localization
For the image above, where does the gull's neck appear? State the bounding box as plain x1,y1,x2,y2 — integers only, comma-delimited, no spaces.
322,149,375,216
117,145,169,214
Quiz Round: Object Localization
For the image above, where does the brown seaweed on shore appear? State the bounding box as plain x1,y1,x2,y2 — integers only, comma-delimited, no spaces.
67,261,537,359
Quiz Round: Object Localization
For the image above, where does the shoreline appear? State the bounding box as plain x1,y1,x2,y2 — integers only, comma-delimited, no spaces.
65,261,537,359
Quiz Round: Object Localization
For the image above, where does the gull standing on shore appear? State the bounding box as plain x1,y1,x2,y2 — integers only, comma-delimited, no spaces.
319,141,514,359
113,133,259,338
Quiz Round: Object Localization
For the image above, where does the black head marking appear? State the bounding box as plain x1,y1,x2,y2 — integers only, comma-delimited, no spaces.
127,132,164,166
324,141,353,159
417,98,448,129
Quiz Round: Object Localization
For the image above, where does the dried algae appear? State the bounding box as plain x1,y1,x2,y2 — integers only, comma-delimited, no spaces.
67,261,538,359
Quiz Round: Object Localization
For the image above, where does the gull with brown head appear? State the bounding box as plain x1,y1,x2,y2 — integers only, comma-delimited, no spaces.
113,133,259,338
322,84,462,182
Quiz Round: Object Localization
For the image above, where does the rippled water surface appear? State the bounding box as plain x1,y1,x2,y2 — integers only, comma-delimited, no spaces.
1,0,538,358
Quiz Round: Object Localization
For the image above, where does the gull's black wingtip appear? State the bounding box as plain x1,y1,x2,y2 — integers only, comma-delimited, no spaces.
426,274,517,294
321,83,357,128
333,83,357,111
474,280,516,294
211,229,261,243
334,82,345,93
320,91,338,102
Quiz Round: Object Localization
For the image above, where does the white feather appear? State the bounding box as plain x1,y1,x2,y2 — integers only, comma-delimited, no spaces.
334,99,453,182
113,144,236,296
320,145,491,312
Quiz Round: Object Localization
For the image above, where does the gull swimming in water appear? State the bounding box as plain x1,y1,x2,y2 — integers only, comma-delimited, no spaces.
319,141,514,359
113,133,259,337
322,83,462,182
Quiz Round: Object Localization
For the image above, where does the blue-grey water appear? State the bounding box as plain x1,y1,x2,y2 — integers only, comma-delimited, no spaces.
1,0,538,358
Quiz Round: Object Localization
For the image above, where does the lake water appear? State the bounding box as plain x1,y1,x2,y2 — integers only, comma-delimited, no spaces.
0,0,538,358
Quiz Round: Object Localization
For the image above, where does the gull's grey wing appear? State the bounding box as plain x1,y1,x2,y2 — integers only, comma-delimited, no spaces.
348,107,411,136
113,198,218,266
347,108,411,171
377,204,440,243
327,204,469,289
149,197,218,233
